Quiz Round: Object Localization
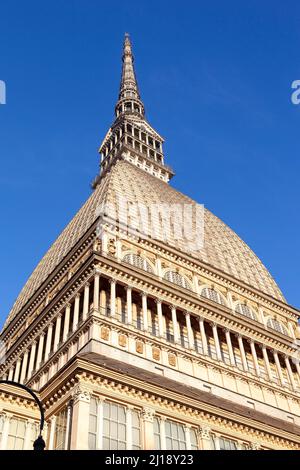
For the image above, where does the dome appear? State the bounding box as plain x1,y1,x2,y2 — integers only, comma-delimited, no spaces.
3,160,284,328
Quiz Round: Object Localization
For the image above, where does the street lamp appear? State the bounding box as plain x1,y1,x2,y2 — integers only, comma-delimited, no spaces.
0,380,45,450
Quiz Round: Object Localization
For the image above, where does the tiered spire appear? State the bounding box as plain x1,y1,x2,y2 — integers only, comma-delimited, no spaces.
93,33,174,188
115,33,145,119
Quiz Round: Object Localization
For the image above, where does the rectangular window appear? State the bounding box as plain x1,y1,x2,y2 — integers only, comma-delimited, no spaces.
154,417,198,450
88,399,141,450
54,408,68,450
7,417,26,450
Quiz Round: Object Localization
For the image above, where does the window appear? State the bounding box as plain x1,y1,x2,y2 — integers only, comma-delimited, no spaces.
88,398,141,450
154,417,198,450
0,414,4,445
235,303,257,321
7,417,26,450
267,318,288,336
54,408,68,450
123,254,153,274
201,288,227,306
164,271,192,291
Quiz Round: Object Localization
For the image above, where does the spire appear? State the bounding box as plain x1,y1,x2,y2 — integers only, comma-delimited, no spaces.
115,33,145,119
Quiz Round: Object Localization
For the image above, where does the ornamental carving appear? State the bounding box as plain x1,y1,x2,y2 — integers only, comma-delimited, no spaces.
93,238,102,252
168,353,176,367
152,347,161,361
136,341,144,354
108,238,116,256
141,407,155,423
200,426,211,439
101,327,110,341
72,384,91,404
118,334,127,347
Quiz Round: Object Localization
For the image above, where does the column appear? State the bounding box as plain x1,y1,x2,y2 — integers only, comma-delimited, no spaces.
20,350,29,383
212,323,222,361
285,356,296,390
8,367,14,381
65,401,73,450
36,333,45,369
44,323,53,361
185,312,195,349
237,335,248,372
273,351,285,386
13,358,21,382
126,287,132,324
159,416,166,450
83,282,90,321
72,294,80,332
109,279,116,317
249,341,260,377
48,415,57,450
96,398,105,450
126,406,133,450
141,408,155,450
184,425,192,450
93,271,100,311
70,385,91,450
63,304,71,342
156,300,164,337
0,413,12,450
199,318,208,355
27,340,37,378
295,361,300,384
54,313,62,350
200,426,212,450
262,346,273,381
224,329,235,366
141,293,148,332
171,306,179,343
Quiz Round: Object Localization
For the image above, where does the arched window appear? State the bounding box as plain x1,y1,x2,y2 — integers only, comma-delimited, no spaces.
235,303,258,321
267,318,288,336
201,287,227,306
122,254,153,274
163,271,192,291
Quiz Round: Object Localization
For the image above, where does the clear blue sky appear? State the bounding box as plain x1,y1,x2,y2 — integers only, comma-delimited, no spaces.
0,0,300,329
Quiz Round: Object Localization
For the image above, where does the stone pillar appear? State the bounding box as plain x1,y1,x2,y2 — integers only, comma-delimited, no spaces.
65,401,73,450
8,367,14,381
199,318,208,355
70,385,91,450
0,413,12,450
249,341,260,377
224,329,235,366
27,340,37,378
73,294,80,332
126,287,132,324
96,397,105,450
141,407,155,450
94,271,100,312
262,346,273,381
63,304,71,342
54,313,62,351
44,323,53,361
13,358,21,382
185,312,195,349
36,332,45,370
20,350,29,383
200,426,212,450
273,351,285,386
48,415,57,450
109,279,116,317
24,419,35,450
212,323,222,361
126,406,133,450
237,335,248,372
159,416,166,450
156,300,164,338
141,293,148,332
285,356,296,390
171,306,179,343
184,425,192,450
83,282,90,321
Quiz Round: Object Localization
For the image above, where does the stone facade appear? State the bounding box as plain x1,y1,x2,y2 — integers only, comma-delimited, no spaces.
0,34,300,450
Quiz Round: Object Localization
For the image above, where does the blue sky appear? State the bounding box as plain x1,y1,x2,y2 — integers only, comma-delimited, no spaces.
0,0,300,328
